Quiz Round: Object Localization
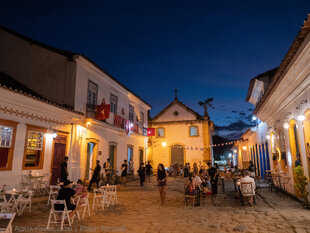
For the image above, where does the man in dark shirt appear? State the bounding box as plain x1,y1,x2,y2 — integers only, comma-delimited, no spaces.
60,157,68,182
208,163,219,196
121,160,128,186
88,160,101,190
55,180,76,211
146,161,153,182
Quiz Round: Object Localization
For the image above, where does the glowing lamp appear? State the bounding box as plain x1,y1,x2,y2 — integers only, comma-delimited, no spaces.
162,142,167,147
228,153,232,158
283,123,289,129
252,116,257,121
87,122,91,127
297,115,306,121
52,133,57,139
233,150,237,153
242,146,247,150
266,135,270,140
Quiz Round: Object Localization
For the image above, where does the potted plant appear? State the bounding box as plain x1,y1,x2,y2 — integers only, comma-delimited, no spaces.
293,165,309,207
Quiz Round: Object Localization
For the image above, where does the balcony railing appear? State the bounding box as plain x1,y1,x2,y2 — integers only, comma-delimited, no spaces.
86,104,96,118
86,104,143,135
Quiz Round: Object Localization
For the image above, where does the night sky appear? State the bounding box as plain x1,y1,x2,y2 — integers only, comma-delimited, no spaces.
1,0,310,138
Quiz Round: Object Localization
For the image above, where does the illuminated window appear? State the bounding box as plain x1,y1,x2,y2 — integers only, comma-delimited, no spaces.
157,128,165,137
0,120,17,171
27,131,44,150
23,127,46,169
288,120,301,168
189,126,198,137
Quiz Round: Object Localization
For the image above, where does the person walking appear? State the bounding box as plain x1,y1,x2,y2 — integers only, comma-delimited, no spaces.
157,163,167,206
146,161,153,182
209,163,219,196
88,160,101,190
121,160,128,186
104,158,112,184
138,163,146,186
60,157,69,182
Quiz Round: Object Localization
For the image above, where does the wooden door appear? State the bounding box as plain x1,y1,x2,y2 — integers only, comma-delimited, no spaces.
51,143,66,184
171,145,184,166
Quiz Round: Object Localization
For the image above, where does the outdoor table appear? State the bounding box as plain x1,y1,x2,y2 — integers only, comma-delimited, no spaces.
3,190,27,215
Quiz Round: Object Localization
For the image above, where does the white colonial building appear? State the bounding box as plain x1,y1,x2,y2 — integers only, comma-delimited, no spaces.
238,14,310,198
0,25,151,188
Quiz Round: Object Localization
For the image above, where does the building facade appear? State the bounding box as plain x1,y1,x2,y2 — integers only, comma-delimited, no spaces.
147,97,214,169
0,26,151,188
238,14,310,197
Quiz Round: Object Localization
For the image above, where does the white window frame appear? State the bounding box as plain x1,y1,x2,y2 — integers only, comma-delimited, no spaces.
87,80,98,105
110,94,118,114
0,125,13,148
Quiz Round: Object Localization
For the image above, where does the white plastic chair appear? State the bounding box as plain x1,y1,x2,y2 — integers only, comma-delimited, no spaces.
18,190,33,215
47,186,60,205
0,194,13,213
99,188,110,210
46,200,74,230
0,213,15,233
76,193,90,220
240,182,256,205
106,185,117,205
92,189,103,210
39,174,50,195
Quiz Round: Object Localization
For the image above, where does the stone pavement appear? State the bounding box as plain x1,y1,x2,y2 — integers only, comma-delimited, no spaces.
10,177,310,233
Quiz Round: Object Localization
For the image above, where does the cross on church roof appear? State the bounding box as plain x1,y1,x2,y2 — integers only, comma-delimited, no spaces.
174,88,178,100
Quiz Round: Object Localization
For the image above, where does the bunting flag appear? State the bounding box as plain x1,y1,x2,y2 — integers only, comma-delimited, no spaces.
147,128,155,136
151,139,246,149
95,103,110,120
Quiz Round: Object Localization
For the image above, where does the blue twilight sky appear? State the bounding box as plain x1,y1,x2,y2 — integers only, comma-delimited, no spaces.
1,0,310,138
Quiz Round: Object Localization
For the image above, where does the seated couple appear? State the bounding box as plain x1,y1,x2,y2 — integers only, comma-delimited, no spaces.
55,179,87,218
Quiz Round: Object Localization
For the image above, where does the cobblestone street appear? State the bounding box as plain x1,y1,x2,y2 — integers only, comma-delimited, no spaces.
12,177,310,233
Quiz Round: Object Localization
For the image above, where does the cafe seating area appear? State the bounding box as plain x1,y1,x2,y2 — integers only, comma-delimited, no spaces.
0,172,118,231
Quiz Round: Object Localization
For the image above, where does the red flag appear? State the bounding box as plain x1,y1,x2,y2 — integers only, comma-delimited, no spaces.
95,103,110,120
147,128,155,136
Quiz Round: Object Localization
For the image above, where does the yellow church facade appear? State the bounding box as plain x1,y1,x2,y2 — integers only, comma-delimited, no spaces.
147,97,214,169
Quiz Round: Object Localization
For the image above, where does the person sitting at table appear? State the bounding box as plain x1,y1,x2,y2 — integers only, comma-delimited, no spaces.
185,173,197,196
247,161,256,178
240,170,256,205
55,180,77,218
75,179,87,204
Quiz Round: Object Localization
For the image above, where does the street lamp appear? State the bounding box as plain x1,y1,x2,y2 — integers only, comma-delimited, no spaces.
162,142,167,147
298,115,305,121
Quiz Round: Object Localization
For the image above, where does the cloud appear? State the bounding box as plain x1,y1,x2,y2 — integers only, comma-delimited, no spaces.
215,120,255,133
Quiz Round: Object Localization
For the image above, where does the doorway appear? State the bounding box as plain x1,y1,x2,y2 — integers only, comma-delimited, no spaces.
85,142,96,181
139,148,144,165
51,134,67,185
109,145,116,170
128,146,133,163
171,145,184,166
